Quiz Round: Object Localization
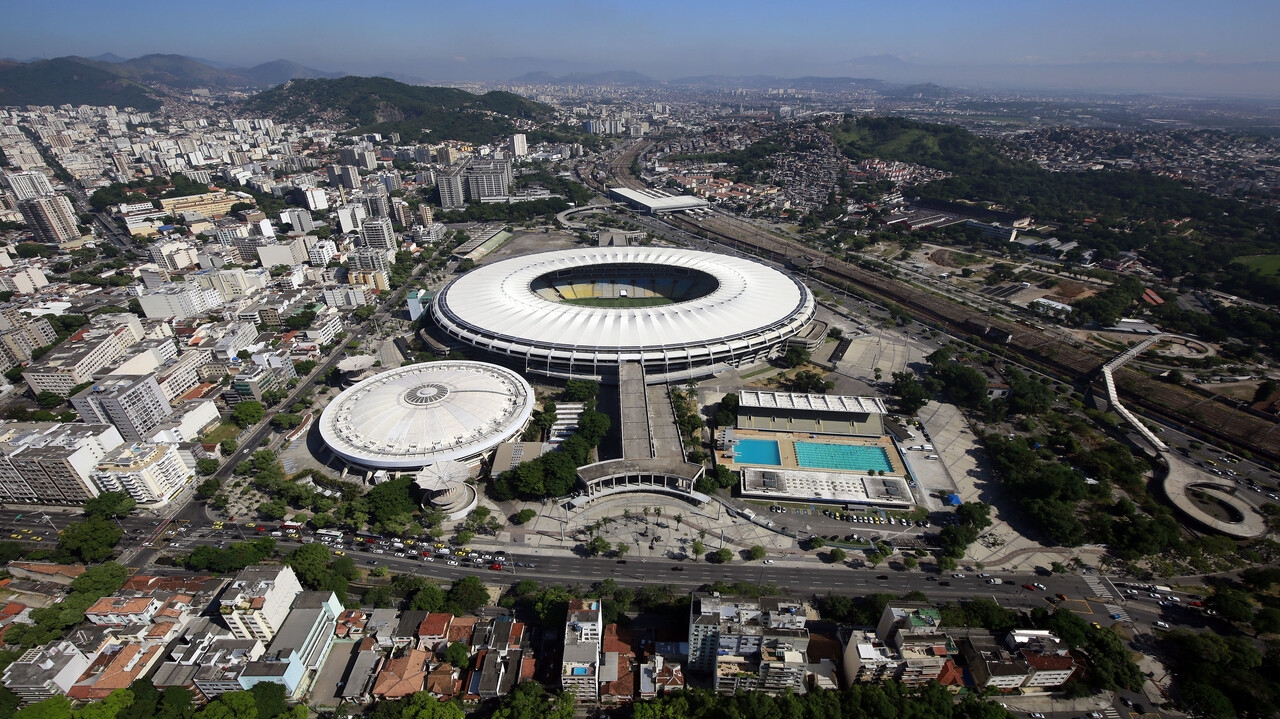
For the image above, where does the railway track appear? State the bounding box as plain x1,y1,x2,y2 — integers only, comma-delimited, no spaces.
663,211,1280,463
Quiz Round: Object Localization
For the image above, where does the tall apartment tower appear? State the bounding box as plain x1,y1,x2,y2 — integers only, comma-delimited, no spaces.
361,194,389,219
418,204,434,226
359,216,396,250
438,168,465,209
436,147,458,166
70,375,174,443
19,195,80,243
217,565,304,642
3,171,55,201
509,134,528,157
465,159,513,201
279,208,315,233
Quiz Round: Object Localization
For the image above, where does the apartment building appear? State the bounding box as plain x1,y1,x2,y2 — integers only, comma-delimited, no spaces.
561,599,603,705
136,283,223,321
321,284,372,309
305,307,343,346
687,593,809,695
149,241,199,272
190,267,270,301
256,236,309,269
279,208,314,234
93,442,191,505
0,422,125,504
3,171,55,201
359,216,396,250
217,566,304,643
0,306,57,368
18,195,79,243
306,238,337,266
71,375,173,442
0,267,49,295
2,642,92,703
22,329,132,396
238,591,342,698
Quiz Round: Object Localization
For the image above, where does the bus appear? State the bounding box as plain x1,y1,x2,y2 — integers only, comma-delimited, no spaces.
280,522,305,532
356,530,383,544
316,529,344,540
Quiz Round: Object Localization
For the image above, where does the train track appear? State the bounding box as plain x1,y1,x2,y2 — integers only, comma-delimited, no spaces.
663,211,1280,463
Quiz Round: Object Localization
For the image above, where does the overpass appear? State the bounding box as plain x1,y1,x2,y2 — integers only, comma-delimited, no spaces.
1101,335,1266,538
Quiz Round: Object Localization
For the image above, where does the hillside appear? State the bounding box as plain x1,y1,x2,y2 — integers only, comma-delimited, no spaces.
832,115,1022,176
242,77,553,143
81,54,344,89
0,57,161,110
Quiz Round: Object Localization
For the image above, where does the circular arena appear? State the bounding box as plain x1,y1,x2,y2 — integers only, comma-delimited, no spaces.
318,361,535,472
429,247,817,383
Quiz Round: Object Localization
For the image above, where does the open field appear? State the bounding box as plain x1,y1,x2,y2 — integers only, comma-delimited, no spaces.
561,296,675,308
202,423,241,445
1233,254,1280,275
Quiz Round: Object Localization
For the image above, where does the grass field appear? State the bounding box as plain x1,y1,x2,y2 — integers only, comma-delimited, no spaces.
1233,254,1280,275
562,296,675,308
202,423,242,445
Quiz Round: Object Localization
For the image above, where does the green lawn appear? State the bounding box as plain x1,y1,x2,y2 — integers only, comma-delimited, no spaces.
1233,254,1280,275
202,423,242,445
562,296,675,308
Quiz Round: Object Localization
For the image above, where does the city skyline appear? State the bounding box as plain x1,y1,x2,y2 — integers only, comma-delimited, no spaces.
4,0,1279,96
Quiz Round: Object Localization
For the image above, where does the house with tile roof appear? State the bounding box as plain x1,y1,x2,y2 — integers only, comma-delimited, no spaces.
371,649,430,700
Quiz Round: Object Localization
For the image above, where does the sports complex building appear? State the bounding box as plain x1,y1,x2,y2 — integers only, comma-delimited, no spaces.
317,360,535,475
429,247,822,384
720,390,915,509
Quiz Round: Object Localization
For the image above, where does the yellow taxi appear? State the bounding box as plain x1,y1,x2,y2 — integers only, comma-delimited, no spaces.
433,543,446,549
333,550,346,556
9,534,20,539
244,522,257,527
20,528,32,534
31,536,41,541
212,522,224,529
454,550,467,556
404,539,415,546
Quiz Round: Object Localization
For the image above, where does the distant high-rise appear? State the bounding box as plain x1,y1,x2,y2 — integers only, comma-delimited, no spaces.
362,194,389,219
465,159,513,201
3,171,55,201
509,134,528,157
359,216,397,250
303,187,328,212
279,208,315,233
418,205,434,226
18,195,80,243
70,375,173,443
327,165,360,190
413,146,433,164
436,147,459,166
438,168,466,209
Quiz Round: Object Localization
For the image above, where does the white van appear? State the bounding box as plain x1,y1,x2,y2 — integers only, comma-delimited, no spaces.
924,454,940,460
921,444,934,451
907,445,924,451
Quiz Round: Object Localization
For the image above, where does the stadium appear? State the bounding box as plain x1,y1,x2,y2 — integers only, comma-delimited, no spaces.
317,360,535,473
429,247,819,383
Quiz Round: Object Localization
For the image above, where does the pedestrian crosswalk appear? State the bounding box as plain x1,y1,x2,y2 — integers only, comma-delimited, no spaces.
1102,707,1122,719
1083,574,1113,600
1104,603,1131,622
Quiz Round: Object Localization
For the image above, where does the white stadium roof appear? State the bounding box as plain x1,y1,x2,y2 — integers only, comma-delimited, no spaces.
430,247,816,381
318,361,535,470
608,187,710,213
738,390,887,415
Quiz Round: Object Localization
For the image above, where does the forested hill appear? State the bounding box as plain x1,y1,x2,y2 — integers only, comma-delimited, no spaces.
242,77,553,143
0,57,161,111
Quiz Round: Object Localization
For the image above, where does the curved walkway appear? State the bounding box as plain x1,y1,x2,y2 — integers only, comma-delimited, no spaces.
555,202,620,230
1101,336,1267,538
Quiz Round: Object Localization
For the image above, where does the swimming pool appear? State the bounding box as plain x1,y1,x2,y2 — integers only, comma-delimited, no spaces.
795,442,892,473
734,438,781,465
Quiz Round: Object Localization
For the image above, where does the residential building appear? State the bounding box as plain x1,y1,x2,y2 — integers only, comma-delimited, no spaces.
349,246,392,273
509,134,528,158
239,591,341,697
465,159,513,201
359,216,396,250
372,649,430,700
147,399,219,443
23,330,133,396
3,171,55,201
218,566,304,643
959,634,1030,690
279,208,314,234
83,595,162,626
437,168,465,209
191,267,270,302
306,238,337,266
18,195,80,243
561,599,602,705
2,642,93,703
362,193,389,219
93,442,191,505
687,593,809,695
71,375,173,442
136,284,223,321
305,307,343,346
335,204,366,234
228,364,282,402
303,187,328,212
256,237,309,270
321,284,372,309
149,241,199,272
0,422,125,504
0,267,49,296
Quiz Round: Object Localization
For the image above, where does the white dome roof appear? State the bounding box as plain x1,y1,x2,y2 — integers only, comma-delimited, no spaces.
318,361,534,470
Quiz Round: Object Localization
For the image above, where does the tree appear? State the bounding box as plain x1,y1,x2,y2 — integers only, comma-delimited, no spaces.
271,413,302,431
828,548,847,564
84,491,136,519
807,536,827,550
586,536,610,556
443,641,470,669
890,371,932,414
35,391,64,408
197,458,220,476
365,586,395,608
409,584,445,611
231,401,265,428
445,576,489,615
69,562,129,596
196,477,222,498
614,542,630,557
512,508,536,524
903,555,919,570
781,346,810,368
747,545,767,561
1206,588,1255,623
58,516,122,563
691,540,705,559
866,551,884,568
711,548,732,563
221,438,238,454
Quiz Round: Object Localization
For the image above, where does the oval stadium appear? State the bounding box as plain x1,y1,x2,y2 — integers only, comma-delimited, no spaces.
318,360,535,472
429,247,818,383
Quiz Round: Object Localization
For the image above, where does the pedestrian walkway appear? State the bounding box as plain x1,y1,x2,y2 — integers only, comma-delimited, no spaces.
1103,603,1131,622
1083,573,1114,600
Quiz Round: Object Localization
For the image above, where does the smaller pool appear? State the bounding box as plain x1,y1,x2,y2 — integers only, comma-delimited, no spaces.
734,438,781,465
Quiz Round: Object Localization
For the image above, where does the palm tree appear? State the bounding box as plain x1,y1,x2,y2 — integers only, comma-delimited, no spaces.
654,507,662,519
675,513,683,527
623,508,631,520
643,507,651,518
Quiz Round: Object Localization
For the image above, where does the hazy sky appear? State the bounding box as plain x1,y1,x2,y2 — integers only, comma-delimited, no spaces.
5,0,1279,84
